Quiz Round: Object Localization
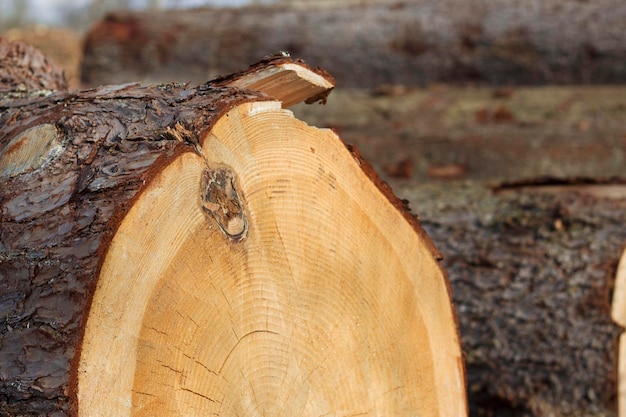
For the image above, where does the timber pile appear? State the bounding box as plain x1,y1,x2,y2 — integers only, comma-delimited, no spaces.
80,0,626,88
0,38,466,416
290,85,626,184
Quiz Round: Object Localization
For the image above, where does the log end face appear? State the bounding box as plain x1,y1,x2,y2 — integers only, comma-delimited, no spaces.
612,247,626,417
612,247,626,326
76,101,465,416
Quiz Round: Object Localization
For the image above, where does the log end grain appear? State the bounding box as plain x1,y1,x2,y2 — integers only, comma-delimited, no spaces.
76,101,466,417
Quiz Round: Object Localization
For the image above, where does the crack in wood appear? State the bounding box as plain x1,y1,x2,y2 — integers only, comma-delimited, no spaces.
132,390,158,398
180,387,221,404
160,364,183,375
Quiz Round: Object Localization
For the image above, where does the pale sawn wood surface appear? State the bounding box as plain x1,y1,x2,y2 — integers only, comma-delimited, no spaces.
77,101,466,416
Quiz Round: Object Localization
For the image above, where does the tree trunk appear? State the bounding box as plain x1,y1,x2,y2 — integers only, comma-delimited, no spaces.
80,0,626,88
0,38,465,416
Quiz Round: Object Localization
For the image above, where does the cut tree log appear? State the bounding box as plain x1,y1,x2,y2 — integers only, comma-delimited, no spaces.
2,25,82,89
0,38,466,416
80,0,626,88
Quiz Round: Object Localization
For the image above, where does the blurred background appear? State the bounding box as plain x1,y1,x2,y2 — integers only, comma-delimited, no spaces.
4,0,622,185
0,0,275,87
1,0,263,29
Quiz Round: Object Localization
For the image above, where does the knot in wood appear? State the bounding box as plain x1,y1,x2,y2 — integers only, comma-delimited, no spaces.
201,166,247,241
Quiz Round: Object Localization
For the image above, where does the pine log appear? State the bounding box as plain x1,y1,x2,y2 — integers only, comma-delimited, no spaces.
0,38,67,93
2,26,82,89
399,179,626,417
80,0,626,88
0,38,465,416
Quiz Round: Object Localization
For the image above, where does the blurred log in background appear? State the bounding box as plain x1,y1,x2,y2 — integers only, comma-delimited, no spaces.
79,0,626,88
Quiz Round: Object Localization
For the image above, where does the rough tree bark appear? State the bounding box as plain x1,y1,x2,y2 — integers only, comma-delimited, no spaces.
80,0,626,88
0,38,465,416
400,179,626,417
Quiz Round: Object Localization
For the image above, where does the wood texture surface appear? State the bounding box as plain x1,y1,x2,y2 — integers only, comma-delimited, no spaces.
77,101,465,416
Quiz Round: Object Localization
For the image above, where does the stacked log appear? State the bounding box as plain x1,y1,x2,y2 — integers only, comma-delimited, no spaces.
81,0,626,88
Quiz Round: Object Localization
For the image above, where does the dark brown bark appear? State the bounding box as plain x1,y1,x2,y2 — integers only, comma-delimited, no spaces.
0,38,268,416
402,180,626,417
81,0,626,88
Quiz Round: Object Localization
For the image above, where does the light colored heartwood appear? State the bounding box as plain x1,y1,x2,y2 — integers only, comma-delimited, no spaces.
77,101,465,416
